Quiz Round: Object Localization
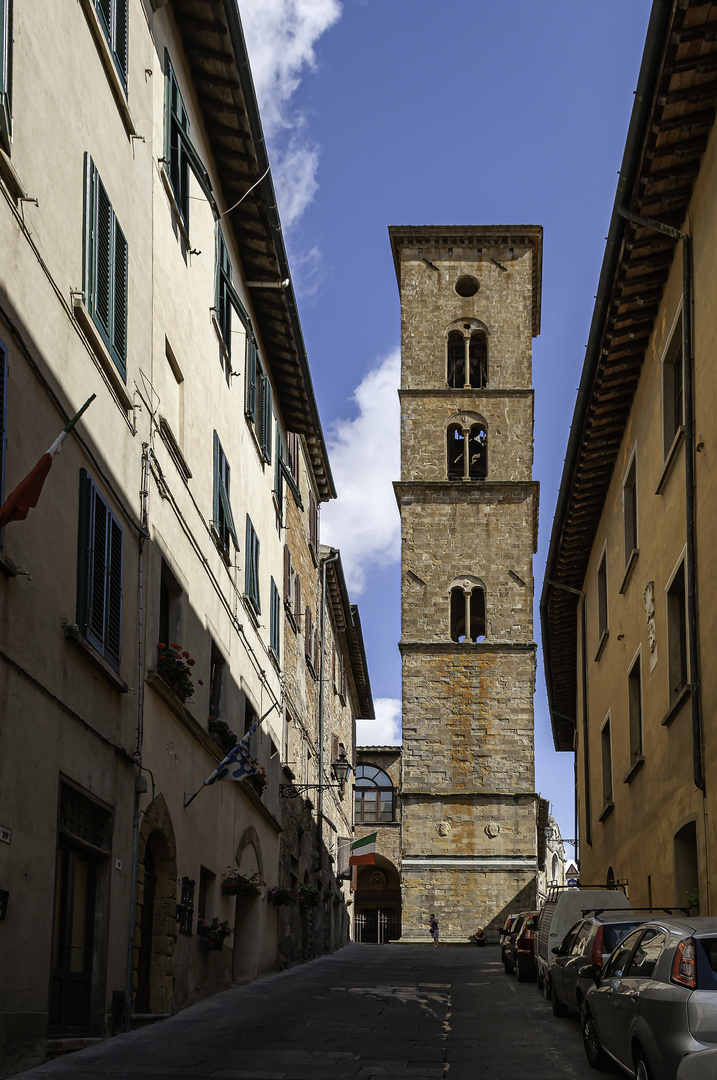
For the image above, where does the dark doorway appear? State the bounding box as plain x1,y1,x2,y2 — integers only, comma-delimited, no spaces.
49,845,96,1034
136,839,157,1013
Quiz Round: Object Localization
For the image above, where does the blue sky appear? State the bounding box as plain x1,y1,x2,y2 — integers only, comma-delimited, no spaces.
241,0,654,849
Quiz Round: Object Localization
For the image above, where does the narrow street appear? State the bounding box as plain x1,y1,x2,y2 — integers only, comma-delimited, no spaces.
12,946,599,1080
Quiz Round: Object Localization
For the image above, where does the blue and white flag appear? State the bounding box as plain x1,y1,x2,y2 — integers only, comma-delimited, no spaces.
203,720,261,787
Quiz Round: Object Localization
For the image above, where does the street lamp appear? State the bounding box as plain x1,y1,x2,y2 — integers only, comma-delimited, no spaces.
280,745,351,799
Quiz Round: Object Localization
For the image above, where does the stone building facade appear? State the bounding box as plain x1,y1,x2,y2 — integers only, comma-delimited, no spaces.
353,747,401,942
389,225,542,941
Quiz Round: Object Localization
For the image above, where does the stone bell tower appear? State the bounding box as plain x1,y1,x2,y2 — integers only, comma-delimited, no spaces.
389,225,542,941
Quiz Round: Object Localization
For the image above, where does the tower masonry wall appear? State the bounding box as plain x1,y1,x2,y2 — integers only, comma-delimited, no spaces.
401,868,537,942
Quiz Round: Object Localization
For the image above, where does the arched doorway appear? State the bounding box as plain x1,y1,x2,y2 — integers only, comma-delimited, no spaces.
232,827,264,984
135,795,177,1015
353,855,401,943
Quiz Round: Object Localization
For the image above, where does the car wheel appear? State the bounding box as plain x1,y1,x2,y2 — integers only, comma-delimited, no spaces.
582,1009,608,1070
551,989,568,1017
542,974,552,1000
635,1052,653,1080
516,956,529,983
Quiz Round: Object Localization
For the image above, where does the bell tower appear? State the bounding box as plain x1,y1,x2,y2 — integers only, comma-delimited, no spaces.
389,225,542,941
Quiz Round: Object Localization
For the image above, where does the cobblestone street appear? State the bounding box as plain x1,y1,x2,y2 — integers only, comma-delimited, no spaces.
11,946,599,1080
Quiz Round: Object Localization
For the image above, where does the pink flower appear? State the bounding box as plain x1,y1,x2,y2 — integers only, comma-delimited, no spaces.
198,679,204,686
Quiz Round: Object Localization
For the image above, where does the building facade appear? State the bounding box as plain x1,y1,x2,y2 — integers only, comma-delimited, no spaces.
0,1,371,1074
390,225,542,941
543,0,717,915
353,746,401,943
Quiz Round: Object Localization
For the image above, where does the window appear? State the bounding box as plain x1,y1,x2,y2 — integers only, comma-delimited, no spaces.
304,605,313,663
663,313,684,456
625,930,666,979
163,51,213,234
258,359,272,462
450,584,486,642
274,422,283,521
283,545,301,630
354,765,395,823
667,561,688,702
447,326,488,388
215,226,252,366
601,717,612,807
308,489,318,557
623,453,637,564
77,469,123,670
447,422,487,480
212,432,238,555
597,549,608,642
94,0,128,89
245,515,260,614
208,643,225,721
83,155,128,380
0,338,6,544
287,432,301,488
269,578,280,661
0,0,12,154
158,561,181,648
628,654,642,763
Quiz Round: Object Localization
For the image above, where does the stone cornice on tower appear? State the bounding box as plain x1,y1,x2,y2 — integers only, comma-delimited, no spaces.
388,224,543,337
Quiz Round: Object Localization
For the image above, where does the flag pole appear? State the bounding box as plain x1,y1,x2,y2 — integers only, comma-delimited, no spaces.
63,393,96,434
183,699,280,809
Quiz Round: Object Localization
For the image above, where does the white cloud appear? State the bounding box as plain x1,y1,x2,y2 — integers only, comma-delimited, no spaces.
240,0,341,226
321,350,401,594
357,698,402,746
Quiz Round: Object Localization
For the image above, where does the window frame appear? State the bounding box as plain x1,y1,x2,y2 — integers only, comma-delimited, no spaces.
245,515,260,615
627,650,643,767
269,577,280,662
215,225,252,366
83,154,128,381
662,309,684,459
622,448,638,566
212,431,238,555
163,50,214,235
94,0,128,91
600,714,613,810
76,469,123,671
0,0,12,154
666,556,688,704
596,544,608,651
354,765,396,824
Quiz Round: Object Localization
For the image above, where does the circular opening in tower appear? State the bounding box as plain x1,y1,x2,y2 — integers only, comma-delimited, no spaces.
455,275,479,297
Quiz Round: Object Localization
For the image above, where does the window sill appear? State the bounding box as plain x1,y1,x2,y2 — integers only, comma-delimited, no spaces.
73,297,132,412
661,685,690,727
242,594,260,629
656,426,685,495
619,548,639,595
623,754,645,785
159,416,192,481
0,146,26,201
594,629,609,662
79,0,137,138
598,800,614,823
159,164,191,249
210,524,233,567
284,602,298,634
63,623,128,692
268,648,281,674
0,550,18,577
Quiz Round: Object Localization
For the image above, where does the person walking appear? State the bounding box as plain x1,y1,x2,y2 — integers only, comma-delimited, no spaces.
430,913,439,948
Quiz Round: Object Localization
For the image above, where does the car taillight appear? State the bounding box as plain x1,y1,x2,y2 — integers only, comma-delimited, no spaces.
672,938,697,988
591,925,604,965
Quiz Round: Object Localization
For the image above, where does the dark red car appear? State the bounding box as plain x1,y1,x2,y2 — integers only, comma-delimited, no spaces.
502,910,539,982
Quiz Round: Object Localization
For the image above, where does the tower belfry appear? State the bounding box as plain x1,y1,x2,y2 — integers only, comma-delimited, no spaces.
389,225,542,940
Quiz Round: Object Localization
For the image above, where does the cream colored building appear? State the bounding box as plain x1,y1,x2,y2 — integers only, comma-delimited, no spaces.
0,1,371,1074
543,0,717,914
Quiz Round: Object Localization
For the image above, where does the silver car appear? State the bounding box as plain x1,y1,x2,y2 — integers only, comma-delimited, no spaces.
677,1047,717,1079
580,916,717,1079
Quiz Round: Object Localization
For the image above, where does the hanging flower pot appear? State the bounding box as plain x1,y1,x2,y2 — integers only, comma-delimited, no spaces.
221,869,265,897
267,886,297,906
197,917,233,950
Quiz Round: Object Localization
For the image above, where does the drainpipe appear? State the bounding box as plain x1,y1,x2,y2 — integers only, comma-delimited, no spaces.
617,206,703,794
546,580,590,851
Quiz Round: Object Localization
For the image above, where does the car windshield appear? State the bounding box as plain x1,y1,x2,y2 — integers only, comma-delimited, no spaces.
696,937,717,989
603,922,643,953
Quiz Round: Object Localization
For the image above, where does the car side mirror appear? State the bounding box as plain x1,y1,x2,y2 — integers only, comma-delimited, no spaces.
577,963,602,986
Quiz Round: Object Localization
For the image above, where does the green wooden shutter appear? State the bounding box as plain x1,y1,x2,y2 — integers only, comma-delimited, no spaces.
245,339,257,420
77,470,123,670
112,218,128,379
0,0,12,154
264,378,273,462
105,513,123,666
114,0,128,88
275,423,283,517
87,484,109,653
95,176,113,337
212,430,221,530
83,155,128,381
270,578,279,657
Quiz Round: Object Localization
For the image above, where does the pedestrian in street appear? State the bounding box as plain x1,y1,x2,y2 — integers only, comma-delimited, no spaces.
474,926,487,947
430,913,439,947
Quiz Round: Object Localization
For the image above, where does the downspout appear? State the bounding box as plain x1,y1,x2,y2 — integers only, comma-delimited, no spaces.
547,581,590,850
617,206,703,794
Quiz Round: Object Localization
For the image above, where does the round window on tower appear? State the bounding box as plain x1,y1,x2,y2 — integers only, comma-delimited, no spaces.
455,275,479,297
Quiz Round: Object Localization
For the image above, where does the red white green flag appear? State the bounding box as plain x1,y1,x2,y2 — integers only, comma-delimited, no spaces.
0,395,96,530
349,832,377,866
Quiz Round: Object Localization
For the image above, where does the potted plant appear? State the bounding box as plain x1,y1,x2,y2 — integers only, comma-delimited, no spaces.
208,718,237,754
267,886,296,906
298,883,321,909
197,917,233,950
221,869,265,897
156,642,197,702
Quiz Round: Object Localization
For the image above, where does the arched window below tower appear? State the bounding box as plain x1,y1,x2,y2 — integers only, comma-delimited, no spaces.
450,585,486,643
447,422,487,480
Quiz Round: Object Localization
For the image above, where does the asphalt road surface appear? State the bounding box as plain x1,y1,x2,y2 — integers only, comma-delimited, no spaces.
11,945,600,1080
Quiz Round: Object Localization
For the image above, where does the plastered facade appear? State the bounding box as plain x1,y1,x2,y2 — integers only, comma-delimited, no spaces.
390,226,541,941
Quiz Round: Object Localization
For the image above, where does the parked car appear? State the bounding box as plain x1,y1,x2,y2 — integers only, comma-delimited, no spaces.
499,914,519,967
548,912,651,1018
535,884,632,992
502,910,539,981
678,1048,717,1079
579,916,717,1080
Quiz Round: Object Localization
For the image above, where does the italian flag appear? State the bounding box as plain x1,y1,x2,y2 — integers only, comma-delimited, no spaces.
349,832,377,866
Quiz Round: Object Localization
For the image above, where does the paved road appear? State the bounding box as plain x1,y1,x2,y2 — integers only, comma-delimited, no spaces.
12,946,601,1080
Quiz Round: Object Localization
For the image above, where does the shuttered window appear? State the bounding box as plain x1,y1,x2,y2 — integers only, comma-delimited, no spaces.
257,359,272,462
245,338,257,422
212,431,238,553
77,469,123,671
304,605,313,662
308,489,318,557
269,577,280,661
164,51,214,233
94,0,128,90
83,154,128,381
274,422,283,520
0,339,7,546
0,0,12,154
216,226,252,365
245,515,260,614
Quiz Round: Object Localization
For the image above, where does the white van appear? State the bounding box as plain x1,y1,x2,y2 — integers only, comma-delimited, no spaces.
535,885,632,991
